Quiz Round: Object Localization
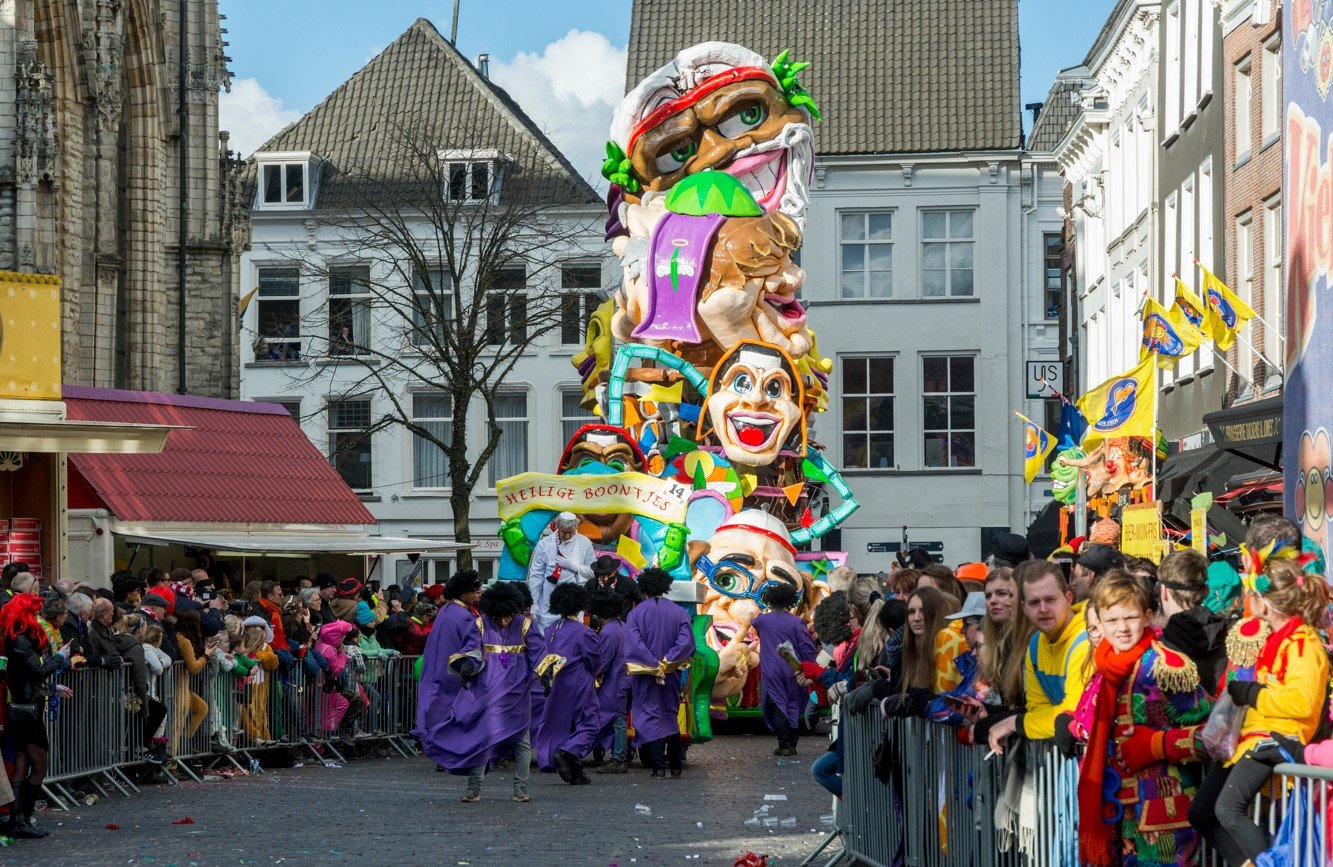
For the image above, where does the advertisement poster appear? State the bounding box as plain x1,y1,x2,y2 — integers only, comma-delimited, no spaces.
1285,1,1333,562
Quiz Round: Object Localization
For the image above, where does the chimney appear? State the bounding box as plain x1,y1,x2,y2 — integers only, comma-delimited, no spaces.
477,53,490,79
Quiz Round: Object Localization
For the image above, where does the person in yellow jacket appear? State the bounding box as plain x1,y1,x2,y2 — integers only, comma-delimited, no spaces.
1188,552,1331,866
986,560,1092,752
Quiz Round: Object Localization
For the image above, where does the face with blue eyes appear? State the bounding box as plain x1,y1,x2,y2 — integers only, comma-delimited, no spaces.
557,430,644,544
704,345,803,467
628,79,806,212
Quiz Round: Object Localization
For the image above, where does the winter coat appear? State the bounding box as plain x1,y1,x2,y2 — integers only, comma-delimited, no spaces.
5,633,65,705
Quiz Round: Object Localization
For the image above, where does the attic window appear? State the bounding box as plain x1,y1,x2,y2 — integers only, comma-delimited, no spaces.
255,151,322,210
439,149,506,203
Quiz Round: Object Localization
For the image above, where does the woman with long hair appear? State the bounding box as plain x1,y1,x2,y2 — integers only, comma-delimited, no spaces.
844,572,889,676
899,586,965,696
978,568,1034,707
173,609,211,752
238,620,279,744
0,593,72,838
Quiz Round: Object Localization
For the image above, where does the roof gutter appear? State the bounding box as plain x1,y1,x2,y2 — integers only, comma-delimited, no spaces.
176,0,189,394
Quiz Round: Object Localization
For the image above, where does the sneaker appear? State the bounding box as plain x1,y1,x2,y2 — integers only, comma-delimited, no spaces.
596,760,628,774
512,791,531,803
460,790,481,803
209,735,230,755
145,745,170,765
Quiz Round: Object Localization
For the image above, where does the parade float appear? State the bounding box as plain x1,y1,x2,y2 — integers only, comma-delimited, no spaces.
494,42,858,737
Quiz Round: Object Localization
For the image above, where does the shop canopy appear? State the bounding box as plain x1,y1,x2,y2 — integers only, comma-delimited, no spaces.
0,398,180,454
113,529,469,557
1203,395,1283,472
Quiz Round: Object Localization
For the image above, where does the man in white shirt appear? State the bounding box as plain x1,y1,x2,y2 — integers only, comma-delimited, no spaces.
526,512,595,631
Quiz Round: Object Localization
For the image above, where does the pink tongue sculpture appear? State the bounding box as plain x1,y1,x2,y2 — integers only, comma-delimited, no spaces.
632,211,726,343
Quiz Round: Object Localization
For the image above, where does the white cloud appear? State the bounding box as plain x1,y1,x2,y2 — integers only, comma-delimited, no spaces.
219,78,304,159
489,30,626,189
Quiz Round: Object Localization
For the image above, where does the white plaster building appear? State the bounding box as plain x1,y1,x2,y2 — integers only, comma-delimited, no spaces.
239,20,607,584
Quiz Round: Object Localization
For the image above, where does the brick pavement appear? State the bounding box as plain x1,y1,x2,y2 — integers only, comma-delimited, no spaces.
26,733,838,867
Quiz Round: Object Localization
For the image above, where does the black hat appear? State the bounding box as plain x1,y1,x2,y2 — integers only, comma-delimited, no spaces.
990,532,1031,565
1077,543,1125,576
592,554,619,577
315,573,337,590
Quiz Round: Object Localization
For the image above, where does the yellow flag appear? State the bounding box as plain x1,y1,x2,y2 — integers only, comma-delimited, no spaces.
1014,412,1056,483
1174,278,1225,345
1140,297,1203,367
1076,355,1157,446
1198,262,1256,351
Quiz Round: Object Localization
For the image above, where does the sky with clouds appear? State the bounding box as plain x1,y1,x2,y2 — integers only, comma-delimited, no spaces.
218,0,1116,179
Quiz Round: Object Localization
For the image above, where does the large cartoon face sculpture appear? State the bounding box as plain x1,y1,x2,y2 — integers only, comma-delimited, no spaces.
604,43,818,368
691,510,811,701
702,341,805,467
608,42,815,225
557,424,647,544
1296,429,1333,561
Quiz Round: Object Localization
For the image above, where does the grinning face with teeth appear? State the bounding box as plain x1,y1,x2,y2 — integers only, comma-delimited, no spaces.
557,425,646,544
703,342,804,467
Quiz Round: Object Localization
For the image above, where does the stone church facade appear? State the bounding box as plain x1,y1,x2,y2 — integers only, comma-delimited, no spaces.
0,0,247,397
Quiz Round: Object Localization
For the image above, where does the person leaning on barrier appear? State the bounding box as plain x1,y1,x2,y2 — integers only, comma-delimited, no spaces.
87,599,169,763
982,560,1091,757
1154,549,1228,698
60,592,122,670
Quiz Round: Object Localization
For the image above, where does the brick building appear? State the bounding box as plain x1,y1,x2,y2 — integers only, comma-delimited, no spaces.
0,1,247,397
1221,0,1283,400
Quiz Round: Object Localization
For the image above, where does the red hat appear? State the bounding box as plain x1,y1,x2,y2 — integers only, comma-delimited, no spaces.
422,584,446,603
336,577,363,599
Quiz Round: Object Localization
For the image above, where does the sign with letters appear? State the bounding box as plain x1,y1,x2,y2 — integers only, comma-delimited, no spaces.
1025,360,1063,399
496,471,690,524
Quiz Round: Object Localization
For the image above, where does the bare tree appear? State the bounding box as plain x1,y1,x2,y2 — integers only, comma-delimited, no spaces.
261,119,603,569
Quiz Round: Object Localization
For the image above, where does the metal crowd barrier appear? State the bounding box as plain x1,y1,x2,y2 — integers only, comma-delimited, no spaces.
39,655,422,811
839,712,1079,867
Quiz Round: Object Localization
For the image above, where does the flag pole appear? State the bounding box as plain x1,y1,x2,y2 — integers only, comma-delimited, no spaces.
1211,345,1259,390
1151,358,1160,502
1228,329,1284,378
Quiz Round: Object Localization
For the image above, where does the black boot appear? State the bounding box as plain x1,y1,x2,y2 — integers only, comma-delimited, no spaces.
12,782,48,839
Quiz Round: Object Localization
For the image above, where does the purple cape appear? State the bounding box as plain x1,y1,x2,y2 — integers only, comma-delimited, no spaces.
593,619,630,748
532,617,603,771
752,610,817,729
624,597,694,745
416,600,484,770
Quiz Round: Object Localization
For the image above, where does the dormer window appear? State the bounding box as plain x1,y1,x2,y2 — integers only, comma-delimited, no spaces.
439,149,507,203
255,151,322,210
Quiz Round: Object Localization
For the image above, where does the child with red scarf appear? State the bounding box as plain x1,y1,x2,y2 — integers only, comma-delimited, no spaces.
1078,572,1211,867
1187,544,1331,866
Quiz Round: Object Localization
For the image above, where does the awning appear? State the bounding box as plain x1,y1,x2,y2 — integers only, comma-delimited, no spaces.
114,529,471,557
1203,395,1283,471
1216,468,1284,511
0,418,181,453
1156,446,1254,505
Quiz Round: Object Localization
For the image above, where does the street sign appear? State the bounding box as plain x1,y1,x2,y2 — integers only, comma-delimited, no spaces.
866,541,943,554
1026,360,1063,399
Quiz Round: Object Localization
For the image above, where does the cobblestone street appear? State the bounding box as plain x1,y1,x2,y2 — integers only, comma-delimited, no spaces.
30,732,836,867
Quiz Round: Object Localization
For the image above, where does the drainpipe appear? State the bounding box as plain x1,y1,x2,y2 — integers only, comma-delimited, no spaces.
176,0,188,393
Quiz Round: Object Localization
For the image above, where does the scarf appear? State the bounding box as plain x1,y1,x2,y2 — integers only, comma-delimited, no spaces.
1078,631,1154,867
1255,615,1304,678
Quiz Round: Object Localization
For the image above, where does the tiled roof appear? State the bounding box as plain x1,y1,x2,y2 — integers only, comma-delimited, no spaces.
64,387,375,526
250,18,599,208
626,0,1021,155
1027,76,1085,153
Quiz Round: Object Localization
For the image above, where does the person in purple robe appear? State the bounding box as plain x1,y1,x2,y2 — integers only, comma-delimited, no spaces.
751,581,818,756
513,582,548,730
624,567,695,778
532,583,602,785
454,582,544,802
589,589,631,774
415,571,484,778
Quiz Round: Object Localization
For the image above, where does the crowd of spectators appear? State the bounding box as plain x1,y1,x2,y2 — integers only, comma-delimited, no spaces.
812,520,1332,867
0,563,447,845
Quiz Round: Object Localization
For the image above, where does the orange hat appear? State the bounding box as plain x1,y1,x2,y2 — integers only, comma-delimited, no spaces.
955,562,988,582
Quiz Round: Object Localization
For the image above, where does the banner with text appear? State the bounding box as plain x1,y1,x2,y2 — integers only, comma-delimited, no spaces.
1121,501,1163,563
496,471,691,524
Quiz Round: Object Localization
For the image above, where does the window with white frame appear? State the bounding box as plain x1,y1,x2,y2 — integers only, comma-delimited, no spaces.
922,355,976,468
1183,0,1198,113
839,212,893,298
328,266,372,355
1263,196,1282,376
560,388,597,445
411,268,452,348
1179,177,1197,376
1236,211,1255,379
560,263,602,345
254,267,301,361
1166,2,1181,131
1109,131,1123,232
447,161,494,202
411,392,452,489
1201,0,1215,98
488,392,529,486
257,158,316,209
840,356,894,470
274,400,301,424
1043,233,1062,319
328,398,373,490
483,266,526,345
921,210,975,297
1197,159,1214,371
1262,37,1281,143
1235,60,1252,160
1137,96,1152,206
